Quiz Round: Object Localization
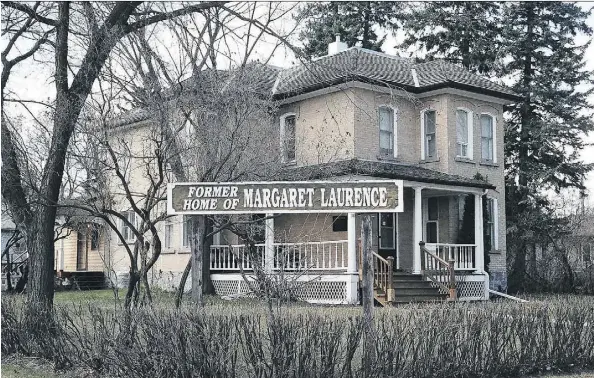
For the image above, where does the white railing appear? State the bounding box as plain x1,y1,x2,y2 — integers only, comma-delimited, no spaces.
273,241,347,270
425,243,476,270
210,244,263,271
210,240,348,271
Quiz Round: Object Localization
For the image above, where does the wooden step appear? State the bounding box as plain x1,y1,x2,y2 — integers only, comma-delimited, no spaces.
393,280,435,289
392,293,447,303
392,273,424,281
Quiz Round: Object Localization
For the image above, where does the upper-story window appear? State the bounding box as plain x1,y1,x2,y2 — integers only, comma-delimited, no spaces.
422,110,437,159
280,113,296,163
480,114,496,163
456,109,473,159
378,106,396,158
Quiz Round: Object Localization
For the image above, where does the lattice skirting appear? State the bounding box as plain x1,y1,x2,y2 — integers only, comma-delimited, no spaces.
210,274,353,304
428,274,488,300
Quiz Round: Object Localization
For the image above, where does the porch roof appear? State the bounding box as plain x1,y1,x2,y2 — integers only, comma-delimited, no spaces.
276,159,495,190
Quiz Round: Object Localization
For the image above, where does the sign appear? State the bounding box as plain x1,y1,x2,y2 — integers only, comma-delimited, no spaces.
167,180,403,214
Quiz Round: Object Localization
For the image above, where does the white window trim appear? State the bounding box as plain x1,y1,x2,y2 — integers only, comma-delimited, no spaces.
420,108,437,160
480,113,497,163
378,104,398,158
456,107,473,160
280,112,297,164
163,220,174,252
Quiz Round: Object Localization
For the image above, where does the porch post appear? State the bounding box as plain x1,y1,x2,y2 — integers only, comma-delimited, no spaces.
474,194,485,273
347,213,357,273
346,212,359,304
413,187,423,274
265,213,274,272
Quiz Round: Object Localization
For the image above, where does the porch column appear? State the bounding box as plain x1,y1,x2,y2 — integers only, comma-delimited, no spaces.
347,213,357,273
265,213,274,272
413,187,423,274
474,194,485,273
345,213,359,304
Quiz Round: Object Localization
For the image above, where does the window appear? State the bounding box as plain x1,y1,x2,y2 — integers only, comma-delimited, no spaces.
182,215,191,247
456,109,473,159
483,198,498,252
164,220,173,249
582,243,591,263
379,213,395,249
120,211,136,243
481,114,495,162
379,106,396,157
90,227,99,250
426,197,438,243
332,216,348,232
422,110,437,159
280,113,296,163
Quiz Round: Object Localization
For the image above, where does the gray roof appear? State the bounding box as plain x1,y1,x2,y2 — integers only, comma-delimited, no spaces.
273,48,519,100
109,47,519,128
276,159,496,189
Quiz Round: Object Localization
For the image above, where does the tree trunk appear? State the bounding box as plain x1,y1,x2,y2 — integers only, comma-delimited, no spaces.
361,214,375,375
26,212,57,310
190,215,206,306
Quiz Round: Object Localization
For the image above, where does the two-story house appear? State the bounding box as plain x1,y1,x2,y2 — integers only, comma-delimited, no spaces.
76,40,520,304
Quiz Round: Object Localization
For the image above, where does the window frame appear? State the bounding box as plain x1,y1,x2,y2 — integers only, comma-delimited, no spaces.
182,215,191,248
421,109,438,160
120,210,137,244
90,226,100,251
378,105,398,158
379,213,397,250
480,113,497,163
485,197,499,251
280,112,297,164
164,219,173,251
455,107,473,160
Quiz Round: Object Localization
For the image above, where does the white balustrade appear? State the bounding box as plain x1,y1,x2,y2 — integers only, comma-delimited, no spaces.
424,243,476,270
210,240,348,271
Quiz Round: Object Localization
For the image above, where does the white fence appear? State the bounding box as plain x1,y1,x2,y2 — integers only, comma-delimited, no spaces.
425,243,476,270
210,241,348,271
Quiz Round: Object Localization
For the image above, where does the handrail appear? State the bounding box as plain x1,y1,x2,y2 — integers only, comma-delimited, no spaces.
420,241,456,301
358,240,394,304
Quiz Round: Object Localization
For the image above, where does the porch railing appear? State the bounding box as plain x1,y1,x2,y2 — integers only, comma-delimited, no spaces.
424,243,476,270
358,242,395,304
420,242,456,300
210,240,348,271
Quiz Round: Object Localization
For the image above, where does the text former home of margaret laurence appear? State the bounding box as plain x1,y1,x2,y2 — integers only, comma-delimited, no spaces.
167,181,403,214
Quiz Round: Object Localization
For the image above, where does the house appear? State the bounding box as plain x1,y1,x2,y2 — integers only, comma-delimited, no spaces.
80,40,520,304
1,210,27,291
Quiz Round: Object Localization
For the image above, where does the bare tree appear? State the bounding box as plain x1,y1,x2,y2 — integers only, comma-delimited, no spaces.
1,2,298,313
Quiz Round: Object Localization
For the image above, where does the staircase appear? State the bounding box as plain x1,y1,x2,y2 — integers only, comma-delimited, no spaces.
383,273,447,304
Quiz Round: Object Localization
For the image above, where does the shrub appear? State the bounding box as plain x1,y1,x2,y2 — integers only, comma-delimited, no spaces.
1,296,593,377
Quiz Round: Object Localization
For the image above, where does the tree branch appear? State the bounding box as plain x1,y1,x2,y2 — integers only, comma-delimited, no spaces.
3,1,58,26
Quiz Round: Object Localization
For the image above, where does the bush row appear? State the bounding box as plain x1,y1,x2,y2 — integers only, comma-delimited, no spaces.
2,297,594,377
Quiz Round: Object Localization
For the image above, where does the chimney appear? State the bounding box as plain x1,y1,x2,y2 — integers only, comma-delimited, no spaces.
328,35,348,56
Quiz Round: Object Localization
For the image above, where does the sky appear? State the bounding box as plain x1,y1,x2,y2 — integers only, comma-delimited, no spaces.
3,2,594,207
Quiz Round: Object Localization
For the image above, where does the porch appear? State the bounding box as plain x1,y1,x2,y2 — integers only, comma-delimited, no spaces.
208,180,492,304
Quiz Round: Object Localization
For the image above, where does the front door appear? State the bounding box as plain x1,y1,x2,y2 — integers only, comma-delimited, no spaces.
378,213,398,270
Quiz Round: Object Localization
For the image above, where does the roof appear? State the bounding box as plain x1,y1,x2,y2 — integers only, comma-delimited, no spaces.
275,159,495,189
273,48,520,101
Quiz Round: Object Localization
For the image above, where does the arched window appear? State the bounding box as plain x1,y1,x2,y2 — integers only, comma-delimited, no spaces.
421,109,437,160
480,113,496,163
456,108,473,159
378,105,397,158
